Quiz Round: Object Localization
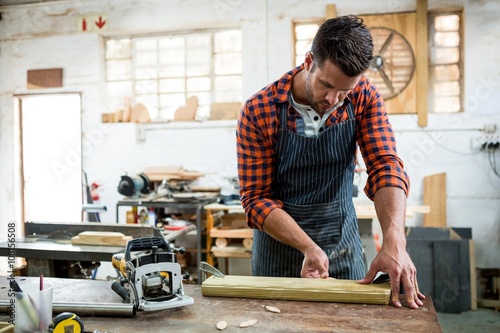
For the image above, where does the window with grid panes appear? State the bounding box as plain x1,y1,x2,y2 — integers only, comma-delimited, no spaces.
105,30,242,121
428,12,462,113
293,12,463,114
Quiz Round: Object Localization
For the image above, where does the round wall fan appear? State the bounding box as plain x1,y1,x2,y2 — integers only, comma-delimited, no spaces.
367,27,415,100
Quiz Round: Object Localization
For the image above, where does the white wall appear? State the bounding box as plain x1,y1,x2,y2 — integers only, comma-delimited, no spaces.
0,0,499,268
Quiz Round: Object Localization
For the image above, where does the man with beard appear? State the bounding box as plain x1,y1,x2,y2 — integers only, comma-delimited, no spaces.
236,15,425,309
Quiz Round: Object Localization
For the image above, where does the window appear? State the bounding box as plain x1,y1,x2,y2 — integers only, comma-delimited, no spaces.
428,13,462,113
293,21,321,67
293,11,463,114
105,29,242,121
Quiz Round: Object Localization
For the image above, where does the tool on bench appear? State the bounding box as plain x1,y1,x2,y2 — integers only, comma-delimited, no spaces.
111,237,194,312
49,312,84,333
199,261,225,280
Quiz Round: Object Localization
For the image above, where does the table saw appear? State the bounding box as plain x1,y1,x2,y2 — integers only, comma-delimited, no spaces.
0,222,163,278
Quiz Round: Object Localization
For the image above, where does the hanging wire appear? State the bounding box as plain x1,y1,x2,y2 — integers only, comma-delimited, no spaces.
488,149,500,178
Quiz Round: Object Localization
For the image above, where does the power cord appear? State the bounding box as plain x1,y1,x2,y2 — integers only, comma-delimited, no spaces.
487,144,500,178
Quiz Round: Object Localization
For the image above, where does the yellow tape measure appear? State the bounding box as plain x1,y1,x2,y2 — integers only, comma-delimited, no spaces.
49,312,84,333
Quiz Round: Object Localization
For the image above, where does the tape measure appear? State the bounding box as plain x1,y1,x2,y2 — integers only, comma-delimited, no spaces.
49,312,84,333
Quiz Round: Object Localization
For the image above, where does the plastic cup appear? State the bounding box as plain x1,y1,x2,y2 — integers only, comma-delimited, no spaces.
14,282,53,333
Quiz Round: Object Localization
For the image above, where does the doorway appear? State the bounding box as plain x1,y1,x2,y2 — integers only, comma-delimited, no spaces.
18,93,82,223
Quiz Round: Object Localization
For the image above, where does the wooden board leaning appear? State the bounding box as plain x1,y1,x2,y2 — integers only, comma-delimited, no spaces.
202,275,391,305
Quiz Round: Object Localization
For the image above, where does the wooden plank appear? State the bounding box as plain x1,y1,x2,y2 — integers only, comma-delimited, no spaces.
423,173,447,227
27,68,63,89
416,0,429,126
71,231,132,246
202,275,391,305
211,246,251,258
469,240,477,310
325,4,337,19
210,227,253,239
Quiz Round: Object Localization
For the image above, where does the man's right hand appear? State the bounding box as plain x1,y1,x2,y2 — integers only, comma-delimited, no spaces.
301,245,329,278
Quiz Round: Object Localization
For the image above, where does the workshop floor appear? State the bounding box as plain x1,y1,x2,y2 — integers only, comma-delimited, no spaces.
438,308,500,332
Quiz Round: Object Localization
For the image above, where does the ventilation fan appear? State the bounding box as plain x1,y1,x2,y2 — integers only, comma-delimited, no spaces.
367,27,415,100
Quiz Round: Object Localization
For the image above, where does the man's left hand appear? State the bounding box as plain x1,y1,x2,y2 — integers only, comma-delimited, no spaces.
358,242,425,309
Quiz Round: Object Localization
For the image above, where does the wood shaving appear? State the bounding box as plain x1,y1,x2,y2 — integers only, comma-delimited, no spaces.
265,305,281,313
239,319,258,328
216,320,228,330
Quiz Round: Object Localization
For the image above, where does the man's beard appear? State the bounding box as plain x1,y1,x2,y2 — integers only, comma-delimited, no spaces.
304,73,321,113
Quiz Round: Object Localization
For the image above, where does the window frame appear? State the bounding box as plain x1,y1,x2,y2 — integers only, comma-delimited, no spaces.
104,28,242,121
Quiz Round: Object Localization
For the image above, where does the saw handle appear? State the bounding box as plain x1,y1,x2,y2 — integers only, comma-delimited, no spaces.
124,237,171,261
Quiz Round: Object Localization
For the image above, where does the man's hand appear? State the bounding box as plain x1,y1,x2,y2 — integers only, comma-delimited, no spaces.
358,241,425,308
301,245,329,278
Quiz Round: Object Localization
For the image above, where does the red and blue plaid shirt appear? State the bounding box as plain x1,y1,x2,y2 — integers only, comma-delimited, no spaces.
237,65,410,230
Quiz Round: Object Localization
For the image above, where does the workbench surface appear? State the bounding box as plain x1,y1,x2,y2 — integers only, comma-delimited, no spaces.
0,277,442,333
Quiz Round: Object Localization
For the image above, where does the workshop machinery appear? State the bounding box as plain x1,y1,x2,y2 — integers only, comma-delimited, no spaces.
111,237,194,312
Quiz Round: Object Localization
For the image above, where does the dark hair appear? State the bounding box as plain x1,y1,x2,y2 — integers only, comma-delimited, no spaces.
310,15,374,77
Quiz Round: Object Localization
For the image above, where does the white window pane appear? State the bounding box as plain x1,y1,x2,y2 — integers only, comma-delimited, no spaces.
186,46,210,76
296,40,312,54
430,65,460,82
106,59,131,81
215,53,242,75
433,81,460,96
190,92,210,106
106,39,131,59
196,104,210,120
159,37,184,50
134,39,157,51
159,106,177,120
214,30,241,52
107,81,132,110
159,93,186,108
159,37,185,66
159,65,185,78
160,78,185,93
187,77,210,92
295,24,319,40
430,47,459,64
434,32,460,47
187,64,210,77
135,67,158,80
187,35,210,49
215,75,241,92
215,76,241,102
434,15,459,31
215,89,241,103
433,96,461,113
135,80,158,94
135,50,158,67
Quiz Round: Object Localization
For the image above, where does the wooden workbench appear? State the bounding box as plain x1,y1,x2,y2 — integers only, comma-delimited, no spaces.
0,277,441,332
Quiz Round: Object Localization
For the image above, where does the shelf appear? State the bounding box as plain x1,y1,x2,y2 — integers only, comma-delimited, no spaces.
212,245,251,258
210,227,253,239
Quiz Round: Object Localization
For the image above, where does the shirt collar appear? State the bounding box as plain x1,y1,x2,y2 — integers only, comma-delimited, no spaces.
273,64,304,104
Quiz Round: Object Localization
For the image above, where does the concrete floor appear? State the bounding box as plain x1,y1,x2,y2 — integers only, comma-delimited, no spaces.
438,308,500,333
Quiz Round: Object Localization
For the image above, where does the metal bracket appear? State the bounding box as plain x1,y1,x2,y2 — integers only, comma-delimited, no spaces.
198,261,224,281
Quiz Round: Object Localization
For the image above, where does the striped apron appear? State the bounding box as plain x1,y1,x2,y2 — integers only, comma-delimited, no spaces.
252,102,365,279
